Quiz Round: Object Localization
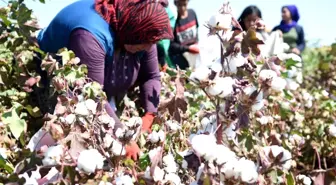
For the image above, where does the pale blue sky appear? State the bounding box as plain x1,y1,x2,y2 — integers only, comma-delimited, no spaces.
2,0,335,47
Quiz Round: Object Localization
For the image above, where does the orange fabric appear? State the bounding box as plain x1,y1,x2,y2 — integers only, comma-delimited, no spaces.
125,141,140,160
141,112,155,133
188,44,200,54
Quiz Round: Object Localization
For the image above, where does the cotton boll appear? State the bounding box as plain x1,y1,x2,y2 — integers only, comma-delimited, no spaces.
163,154,178,173
103,134,114,148
289,134,305,146
85,99,97,114
153,166,165,182
115,175,134,185
65,114,76,124
149,147,162,162
221,158,238,178
166,120,182,131
111,139,126,156
208,13,232,30
224,122,236,141
77,149,105,173
210,58,223,73
252,100,264,112
271,77,287,92
236,158,258,183
115,127,127,138
75,102,89,116
329,125,336,137
206,77,234,98
259,69,277,81
0,148,7,159
256,116,270,125
149,130,165,143
42,145,63,166
182,160,188,169
126,117,142,128
165,173,181,185
98,113,115,128
191,134,217,157
243,85,257,96
286,78,300,91
190,67,211,82
296,174,312,185
215,144,237,165
224,55,246,74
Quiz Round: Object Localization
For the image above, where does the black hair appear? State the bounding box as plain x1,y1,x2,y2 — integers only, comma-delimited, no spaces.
237,5,262,31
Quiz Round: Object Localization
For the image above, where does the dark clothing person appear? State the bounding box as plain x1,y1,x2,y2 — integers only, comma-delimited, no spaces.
169,8,199,70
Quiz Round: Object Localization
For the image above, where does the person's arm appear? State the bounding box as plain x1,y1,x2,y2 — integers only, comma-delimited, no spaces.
192,9,199,42
68,29,121,125
296,25,306,52
138,45,161,113
169,27,190,55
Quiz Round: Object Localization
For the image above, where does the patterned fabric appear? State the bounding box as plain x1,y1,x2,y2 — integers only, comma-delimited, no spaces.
94,0,173,45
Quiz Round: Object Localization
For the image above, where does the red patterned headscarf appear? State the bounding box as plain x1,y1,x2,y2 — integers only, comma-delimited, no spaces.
95,0,173,45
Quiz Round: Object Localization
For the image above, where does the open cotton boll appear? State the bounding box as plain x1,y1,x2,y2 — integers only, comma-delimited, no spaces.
271,77,287,92
126,117,142,128
206,77,234,98
0,148,7,159
42,145,63,166
208,13,232,30
149,130,165,143
153,166,165,182
163,154,178,173
65,114,76,125
259,69,277,81
296,174,312,185
261,146,292,170
210,58,223,73
77,149,104,173
221,158,238,178
190,66,211,82
328,124,336,137
256,116,271,125
215,145,237,165
252,100,264,112
149,147,162,162
224,122,237,141
286,78,300,91
98,113,115,127
85,99,97,114
166,120,182,131
237,158,258,183
200,115,217,133
243,85,257,96
164,173,181,185
111,139,126,156
115,175,134,185
224,55,246,74
115,127,127,138
191,134,217,157
75,102,89,116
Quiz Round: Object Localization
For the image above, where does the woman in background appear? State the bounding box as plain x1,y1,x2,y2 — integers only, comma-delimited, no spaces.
273,5,305,55
236,5,288,57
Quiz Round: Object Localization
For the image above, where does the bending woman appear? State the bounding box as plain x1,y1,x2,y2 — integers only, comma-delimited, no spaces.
37,0,173,160
273,5,305,55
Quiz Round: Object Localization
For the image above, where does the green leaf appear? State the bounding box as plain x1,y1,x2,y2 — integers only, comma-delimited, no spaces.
245,134,254,152
285,59,298,70
123,158,135,167
25,105,42,118
139,154,150,171
0,15,11,27
39,0,46,3
2,108,26,139
286,172,296,185
0,155,14,173
203,174,211,185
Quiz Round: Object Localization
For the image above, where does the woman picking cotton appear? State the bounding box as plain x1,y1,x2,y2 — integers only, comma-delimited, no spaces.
273,5,305,55
236,5,289,57
36,0,173,160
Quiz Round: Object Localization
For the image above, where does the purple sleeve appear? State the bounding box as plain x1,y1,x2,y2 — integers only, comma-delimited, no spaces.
138,45,161,113
68,29,121,125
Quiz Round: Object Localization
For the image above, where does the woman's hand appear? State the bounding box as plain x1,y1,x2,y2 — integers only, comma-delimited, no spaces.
141,112,155,133
292,48,301,55
125,141,140,161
